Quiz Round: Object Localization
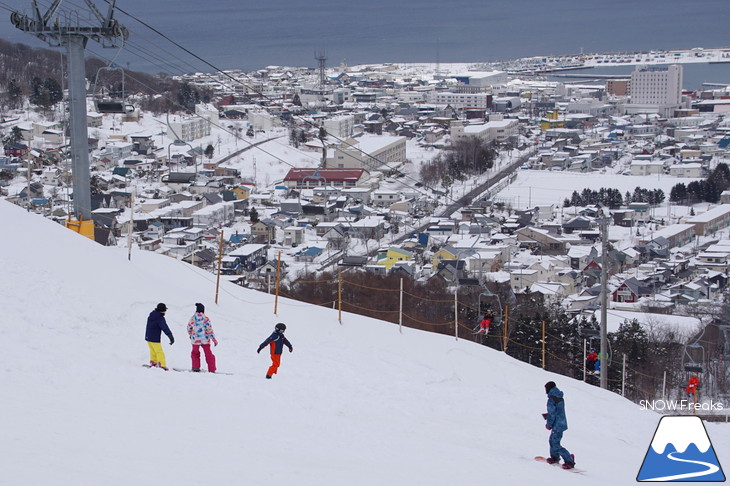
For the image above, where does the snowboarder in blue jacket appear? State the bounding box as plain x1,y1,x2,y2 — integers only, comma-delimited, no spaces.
544,381,575,469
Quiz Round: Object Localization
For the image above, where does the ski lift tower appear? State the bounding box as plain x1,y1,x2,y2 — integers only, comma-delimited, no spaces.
11,1,128,237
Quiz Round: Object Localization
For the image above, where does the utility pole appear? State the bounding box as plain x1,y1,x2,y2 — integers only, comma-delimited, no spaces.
11,1,128,223
599,214,609,390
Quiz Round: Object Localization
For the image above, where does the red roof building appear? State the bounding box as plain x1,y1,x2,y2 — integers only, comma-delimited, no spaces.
282,168,369,188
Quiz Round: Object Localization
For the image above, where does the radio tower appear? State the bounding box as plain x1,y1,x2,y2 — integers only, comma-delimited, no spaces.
315,50,327,88
10,1,128,231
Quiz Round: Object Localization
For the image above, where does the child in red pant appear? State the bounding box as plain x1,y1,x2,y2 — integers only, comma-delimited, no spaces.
257,323,293,379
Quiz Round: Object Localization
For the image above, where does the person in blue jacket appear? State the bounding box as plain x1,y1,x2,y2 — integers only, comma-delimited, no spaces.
145,303,175,370
544,381,575,469
257,323,293,379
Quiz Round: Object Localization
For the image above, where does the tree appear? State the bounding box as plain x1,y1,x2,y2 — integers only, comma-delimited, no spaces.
292,93,302,106
30,76,51,111
43,77,63,105
249,206,259,223
3,126,24,145
5,78,23,109
204,144,215,159
669,183,687,203
176,82,198,112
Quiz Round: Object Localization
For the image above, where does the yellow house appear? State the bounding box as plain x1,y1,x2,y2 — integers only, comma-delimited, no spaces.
540,112,566,132
379,247,415,270
431,246,459,268
231,186,251,200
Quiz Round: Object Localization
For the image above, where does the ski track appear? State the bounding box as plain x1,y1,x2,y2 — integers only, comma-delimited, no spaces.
643,452,720,481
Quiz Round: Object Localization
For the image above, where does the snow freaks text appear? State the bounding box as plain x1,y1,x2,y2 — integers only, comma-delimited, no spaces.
640,400,725,412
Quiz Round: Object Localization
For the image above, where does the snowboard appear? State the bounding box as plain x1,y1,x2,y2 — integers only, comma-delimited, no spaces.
172,367,233,375
142,364,232,375
534,456,584,474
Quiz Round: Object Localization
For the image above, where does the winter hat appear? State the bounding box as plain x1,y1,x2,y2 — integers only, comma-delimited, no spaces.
195,303,205,313
155,303,167,313
544,381,556,394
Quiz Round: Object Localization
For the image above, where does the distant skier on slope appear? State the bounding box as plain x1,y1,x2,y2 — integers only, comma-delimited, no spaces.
145,303,174,370
257,323,293,379
187,303,218,373
543,381,575,469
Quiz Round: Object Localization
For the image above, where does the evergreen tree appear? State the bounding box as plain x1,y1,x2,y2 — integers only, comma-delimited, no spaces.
2,126,24,145
43,77,63,105
249,206,259,223
6,78,23,109
670,183,687,203
569,190,582,207
177,82,198,112
204,144,215,159
29,76,43,104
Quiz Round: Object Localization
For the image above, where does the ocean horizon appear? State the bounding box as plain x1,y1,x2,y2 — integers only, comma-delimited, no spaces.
3,0,730,87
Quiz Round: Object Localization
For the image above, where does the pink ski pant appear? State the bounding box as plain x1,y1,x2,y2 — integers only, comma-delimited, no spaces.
191,344,216,372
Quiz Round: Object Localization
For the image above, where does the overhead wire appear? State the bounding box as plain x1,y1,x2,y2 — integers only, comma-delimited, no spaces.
18,0,324,171
96,0,468,205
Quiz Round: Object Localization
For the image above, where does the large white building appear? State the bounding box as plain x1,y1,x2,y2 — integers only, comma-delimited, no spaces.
323,115,355,139
168,114,212,142
326,134,406,171
427,91,490,110
449,118,519,144
452,71,509,87
629,65,683,105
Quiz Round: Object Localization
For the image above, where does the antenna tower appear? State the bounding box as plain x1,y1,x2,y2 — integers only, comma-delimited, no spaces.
315,50,327,88
10,1,128,222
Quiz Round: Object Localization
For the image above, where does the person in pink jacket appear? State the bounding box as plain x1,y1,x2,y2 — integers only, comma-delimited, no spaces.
187,303,218,372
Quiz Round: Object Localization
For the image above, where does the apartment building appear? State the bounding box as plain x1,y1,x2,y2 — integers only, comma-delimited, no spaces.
326,134,406,171
426,91,491,110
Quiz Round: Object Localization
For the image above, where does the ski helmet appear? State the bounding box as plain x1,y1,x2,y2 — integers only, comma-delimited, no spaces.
275,323,287,332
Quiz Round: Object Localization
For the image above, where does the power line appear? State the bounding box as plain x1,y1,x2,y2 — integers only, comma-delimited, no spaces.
98,0,463,204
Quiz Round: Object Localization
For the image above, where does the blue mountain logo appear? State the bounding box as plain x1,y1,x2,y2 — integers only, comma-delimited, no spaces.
637,416,725,482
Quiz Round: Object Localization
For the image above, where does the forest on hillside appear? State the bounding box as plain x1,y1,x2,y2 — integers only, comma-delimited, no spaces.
0,39,211,115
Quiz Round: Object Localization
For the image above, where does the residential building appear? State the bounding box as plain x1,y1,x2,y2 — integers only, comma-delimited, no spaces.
669,163,703,178
426,91,491,110
685,204,730,236
630,160,664,176
325,134,406,171
168,113,212,142
378,247,415,270
323,115,355,139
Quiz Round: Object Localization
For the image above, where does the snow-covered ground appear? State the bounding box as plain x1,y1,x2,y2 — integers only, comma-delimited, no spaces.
496,169,699,212
2,198,728,485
